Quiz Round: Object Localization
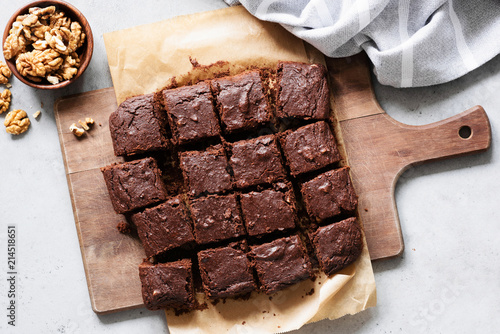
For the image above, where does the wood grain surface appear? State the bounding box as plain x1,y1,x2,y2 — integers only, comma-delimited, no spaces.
54,54,491,314
327,54,491,260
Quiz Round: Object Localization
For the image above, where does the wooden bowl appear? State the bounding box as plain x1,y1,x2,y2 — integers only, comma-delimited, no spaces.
2,0,93,90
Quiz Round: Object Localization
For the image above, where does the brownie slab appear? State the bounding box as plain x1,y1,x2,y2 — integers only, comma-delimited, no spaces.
311,217,363,276
276,62,330,120
211,70,271,133
198,242,255,299
189,194,246,245
139,259,195,311
240,185,297,237
163,81,220,145
280,121,341,176
249,235,312,294
179,145,232,197
229,134,286,188
101,157,167,214
131,196,194,258
109,93,170,157
300,167,357,220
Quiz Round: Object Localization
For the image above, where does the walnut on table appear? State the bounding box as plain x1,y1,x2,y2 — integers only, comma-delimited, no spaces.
0,89,11,114
0,61,12,78
69,117,94,137
0,61,12,85
69,123,85,137
4,109,30,135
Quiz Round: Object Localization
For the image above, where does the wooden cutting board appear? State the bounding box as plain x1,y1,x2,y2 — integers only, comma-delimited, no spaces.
54,53,491,314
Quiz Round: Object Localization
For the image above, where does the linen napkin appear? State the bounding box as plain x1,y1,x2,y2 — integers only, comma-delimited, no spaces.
226,0,500,87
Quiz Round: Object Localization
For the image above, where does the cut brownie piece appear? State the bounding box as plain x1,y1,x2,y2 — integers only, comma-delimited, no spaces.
311,217,363,276
131,196,194,258
179,145,232,197
229,134,286,188
189,194,246,245
240,185,297,237
276,61,330,120
300,167,357,220
198,242,256,299
162,81,220,145
139,259,195,311
211,70,271,133
101,157,167,214
250,235,312,294
109,93,170,157
280,121,341,176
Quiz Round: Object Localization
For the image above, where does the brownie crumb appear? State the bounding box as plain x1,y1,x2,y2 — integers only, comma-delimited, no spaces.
306,288,315,296
189,56,201,68
116,221,132,235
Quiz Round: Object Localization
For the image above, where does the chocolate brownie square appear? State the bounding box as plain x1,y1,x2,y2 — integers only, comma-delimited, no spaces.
179,145,232,197
109,93,170,157
163,81,220,145
229,134,286,188
280,121,341,176
101,157,167,214
189,194,246,245
249,235,312,294
276,62,330,120
300,167,357,220
311,217,363,276
131,196,194,258
139,259,195,311
211,70,271,133
198,242,256,299
240,185,297,237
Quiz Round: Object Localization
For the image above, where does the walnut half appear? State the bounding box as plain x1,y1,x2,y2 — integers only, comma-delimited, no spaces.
69,123,85,137
0,89,12,114
3,22,27,60
4,109,30,135
0,60,12,85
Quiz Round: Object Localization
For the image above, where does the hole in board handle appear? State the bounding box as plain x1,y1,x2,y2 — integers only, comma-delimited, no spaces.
459,125,472,139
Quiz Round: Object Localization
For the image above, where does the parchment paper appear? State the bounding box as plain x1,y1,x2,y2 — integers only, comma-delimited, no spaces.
103,6,376,333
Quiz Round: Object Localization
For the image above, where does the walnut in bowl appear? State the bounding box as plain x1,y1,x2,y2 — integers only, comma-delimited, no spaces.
2,0,93,90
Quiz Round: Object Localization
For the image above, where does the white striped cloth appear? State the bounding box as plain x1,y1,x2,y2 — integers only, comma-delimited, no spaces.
225,0,500,87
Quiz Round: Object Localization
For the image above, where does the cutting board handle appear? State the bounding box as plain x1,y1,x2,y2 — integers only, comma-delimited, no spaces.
328,53,492,260
391,105,491,174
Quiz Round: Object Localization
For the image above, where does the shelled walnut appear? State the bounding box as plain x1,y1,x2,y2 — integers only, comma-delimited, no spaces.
0,89,11,114
3,5,86,85
0,61,12,85
3,22,27,60
4,109,30,135
69,122,85,137
69,117,94,137
78,117,94,130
